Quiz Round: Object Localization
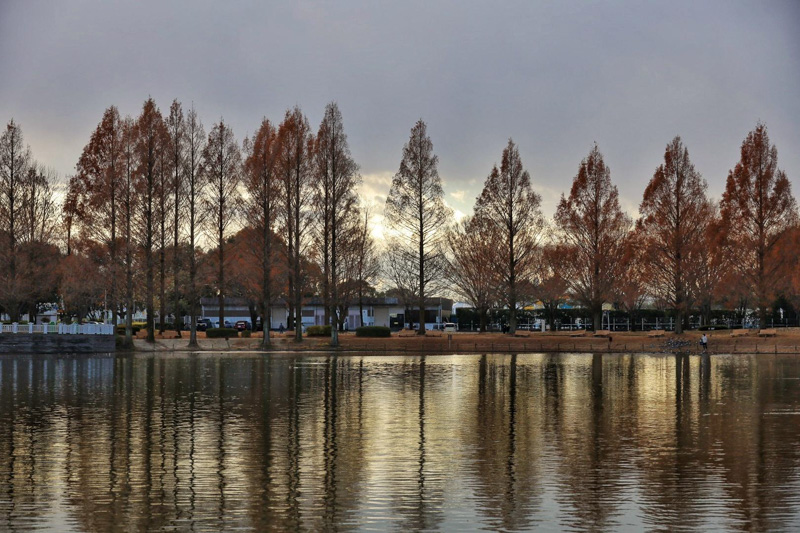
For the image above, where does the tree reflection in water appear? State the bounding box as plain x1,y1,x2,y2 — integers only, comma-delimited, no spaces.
1,352,800,531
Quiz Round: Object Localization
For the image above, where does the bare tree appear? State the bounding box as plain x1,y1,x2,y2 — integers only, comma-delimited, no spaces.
720,123,797,328
445,215,497,332
351,204,380,328
385,119,451,334
156,127,174,333
313,102,360,346
0,119,33,321
383,242,420,329
554,144,631,330
166,100,186,335
244,118,280,348
474,139,545,334
201,119,242,329
184,105,205,347
638,136,712,333
20,164,58,245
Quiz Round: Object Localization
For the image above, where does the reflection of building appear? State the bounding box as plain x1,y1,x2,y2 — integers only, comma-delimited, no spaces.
198,296,453,330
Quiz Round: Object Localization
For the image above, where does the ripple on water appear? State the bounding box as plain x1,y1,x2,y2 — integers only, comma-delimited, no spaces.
1,353,800,531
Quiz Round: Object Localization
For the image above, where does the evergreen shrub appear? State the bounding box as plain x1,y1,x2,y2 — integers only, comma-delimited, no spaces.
356,326,391,337
306,325,332,337
206,328,238,338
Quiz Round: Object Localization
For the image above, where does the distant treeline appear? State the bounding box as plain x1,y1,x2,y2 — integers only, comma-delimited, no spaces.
1,98,796,342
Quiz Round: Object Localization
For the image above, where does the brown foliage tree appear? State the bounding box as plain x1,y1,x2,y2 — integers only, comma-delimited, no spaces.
201,119,242,329
133,98,168,342
474,139,545,334
719,123,797,327
72,106,123,325
244,118,281,347
615,227,649,330
693,208,728,326
638,136,712,333
59,249,103,324
538,243,570,331
118,116,138,347
277,107,314,341
554,144,631,330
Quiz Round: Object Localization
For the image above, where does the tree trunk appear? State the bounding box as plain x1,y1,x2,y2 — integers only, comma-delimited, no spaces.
146,191,155,343
159,241,166,334
593,309,602,332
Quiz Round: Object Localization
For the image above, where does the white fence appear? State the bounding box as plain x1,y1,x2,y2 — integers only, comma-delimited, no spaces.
0,323,115,335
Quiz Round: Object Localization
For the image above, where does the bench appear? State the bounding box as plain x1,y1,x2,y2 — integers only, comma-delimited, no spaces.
570,330,587,337
647,330,666,338
730,329,751,337
758,328,778,337
593,330,611,338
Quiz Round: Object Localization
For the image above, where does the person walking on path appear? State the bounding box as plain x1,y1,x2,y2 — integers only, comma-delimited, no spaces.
700,333,708,353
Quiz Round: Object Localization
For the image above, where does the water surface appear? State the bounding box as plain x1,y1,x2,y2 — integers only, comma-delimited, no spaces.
2,352,800,531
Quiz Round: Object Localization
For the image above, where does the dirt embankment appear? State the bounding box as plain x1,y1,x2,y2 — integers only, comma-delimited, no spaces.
133,329,800,355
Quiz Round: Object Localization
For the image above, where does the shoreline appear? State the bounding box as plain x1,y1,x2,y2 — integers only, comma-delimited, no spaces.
129,329,800,356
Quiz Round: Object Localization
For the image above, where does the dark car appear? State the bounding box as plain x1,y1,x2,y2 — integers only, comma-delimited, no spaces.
234,320,251,331
183,320,209,332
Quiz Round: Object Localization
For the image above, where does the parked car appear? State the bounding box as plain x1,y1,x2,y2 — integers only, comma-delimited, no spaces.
443,322,457,332
234,320,251,331
197,318,213,331
213,320,233,328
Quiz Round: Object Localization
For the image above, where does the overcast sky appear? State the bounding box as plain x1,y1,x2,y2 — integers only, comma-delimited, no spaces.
2,0,798,232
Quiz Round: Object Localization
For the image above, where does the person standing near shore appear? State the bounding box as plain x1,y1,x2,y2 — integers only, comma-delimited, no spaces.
700,333,708,352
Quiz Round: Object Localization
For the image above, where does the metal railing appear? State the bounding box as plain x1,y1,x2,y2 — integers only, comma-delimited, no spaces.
0,323,115,335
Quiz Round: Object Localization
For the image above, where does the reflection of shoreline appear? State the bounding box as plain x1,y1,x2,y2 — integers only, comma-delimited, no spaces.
129,330,800,355
1,354,799,531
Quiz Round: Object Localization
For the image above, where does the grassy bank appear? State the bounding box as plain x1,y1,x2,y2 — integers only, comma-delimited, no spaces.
131,329,800,355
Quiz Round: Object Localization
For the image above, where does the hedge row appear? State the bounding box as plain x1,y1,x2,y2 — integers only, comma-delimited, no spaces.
206,328,239,338
306,325,332,337
355,326,391,338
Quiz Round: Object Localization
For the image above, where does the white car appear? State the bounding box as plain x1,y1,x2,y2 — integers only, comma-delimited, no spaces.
443,323,457,333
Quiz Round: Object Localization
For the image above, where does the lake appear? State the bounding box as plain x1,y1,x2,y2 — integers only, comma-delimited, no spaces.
2,352,800,531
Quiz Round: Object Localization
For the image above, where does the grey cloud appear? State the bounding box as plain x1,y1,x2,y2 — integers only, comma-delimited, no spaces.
1,0,798,222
